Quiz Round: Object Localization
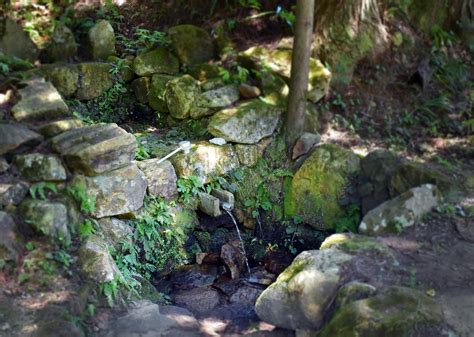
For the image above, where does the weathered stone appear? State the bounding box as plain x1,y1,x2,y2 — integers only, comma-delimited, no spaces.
76,63,113,100
136,159,178,199
38,119,84,138
70,164,147,218
168,24,215,66
19,199,69,242
0,212,21,262
359,184,441,235
47,22,77,62
172,141,239,184
148,74,175,111
285,144,360,230
79,234,121,282
0,18,39,61
35,64,79,97
255,248,353,330
11,78,69,122
14,153,66,182
99,301,201,337
292,132,320,160
201,78,226,91
198,192,221,217
198,85,239,109
319,286,443,337
211,188,234,210
172,286,222,315
335,281,377,308
88,20,116,60
131,77,150,103
221,240,248,279
263,249,294,275
98,218,132,250
239,83,261,98
132,48,179,76
188,63,221,81
0,157,8,173
165,75,201,119
235,144,258,167
51,123,136,176
0,181,29,206
208,99,282,144
168,264,218,290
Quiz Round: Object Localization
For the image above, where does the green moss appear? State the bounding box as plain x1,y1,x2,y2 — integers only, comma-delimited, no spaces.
277,258,309,283
76,63,114,100
168,24,215,66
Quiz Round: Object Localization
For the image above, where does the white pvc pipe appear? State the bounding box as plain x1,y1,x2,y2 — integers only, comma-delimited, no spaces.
154,141,191,165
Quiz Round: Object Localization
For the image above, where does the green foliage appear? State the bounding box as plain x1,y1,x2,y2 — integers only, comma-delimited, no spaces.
219,64,250,84
66,183,96,214
100,276,122,307
29,182,57,200
335,204,361,233
177,176,204,203
135,138,152,161
0,259,6,270
116,28,170,55
238,0,262,10
78,219,96,239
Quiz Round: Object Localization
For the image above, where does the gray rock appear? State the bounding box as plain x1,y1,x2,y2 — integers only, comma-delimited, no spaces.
235,144,258,167
255,248,352,330
292,132,320,160
0,157,8,173
221,240,247,280
165,75,201,119
0,18,39,61
131,77,150,103
98,218,133,250
79,234,121,282
132,48,179,76
88,20,116,60
198,85,239,109
136,159,178,199
0,212,21,262
168,24,215,66
239,83,261,98
11,78,70,122
0,181,29,206
13,153,66,182
70,164,147,218
198,192,221,217
172,286,222,316
47,23,77,62
168,264,218,290
359,184,441,235
51,123,136,176
148,74,176,111
208,99,282,144
76,62,114,100
335,281,377,308
19,199,69,243
38,119,84,138
34,63,79,97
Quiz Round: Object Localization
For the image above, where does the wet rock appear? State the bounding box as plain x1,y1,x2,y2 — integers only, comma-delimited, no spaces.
239,83,261,98
19,199,69,243
221,240,247,279
263,249,294,275
98,217,133,250
88,20,116,60
34,64,79,97
172,286,222,315
99,300,201,337
172,141,239,184
165,75,201,119
131,77,150,103
0,18,39,61
0,157,8,173
359,184,441,235
168,24,215,66
47,22,77,62
51,123,136,176
319,286,443,337
292,132,320,160
70,164,147,218
38,119,84,138
335,281,377,308
235,144,258,167
0,212,21,262
169,264,218,290
0,181,29,206
255,248,352,330
208,99,282,144
137,159,178,199
11,78,69,122
79,234,121,282
132,48,179,76
76,62,113,100
285,144,360,230
13,153,66,182
148,74,175,111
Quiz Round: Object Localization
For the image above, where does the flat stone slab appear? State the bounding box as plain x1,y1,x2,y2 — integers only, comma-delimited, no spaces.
13,153,66,182
136,159,178,199
0,123,43,155
51,123,137,176
11,78,69,122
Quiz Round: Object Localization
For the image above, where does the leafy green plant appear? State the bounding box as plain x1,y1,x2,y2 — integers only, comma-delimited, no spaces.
30,182,57,200
335,204,361,233
66,183,96,214
177,176,204,203
78,219,96,239
100,276,122,307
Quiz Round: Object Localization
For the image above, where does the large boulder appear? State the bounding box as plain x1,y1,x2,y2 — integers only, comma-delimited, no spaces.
34,64,79,97
38,118,84,138
0,212,22,263
136,159,178,199
148,74,175,111
0,18,39,61
47,22,77,62
13,153,66,182
359,184,441,235
285,144,360,230
76,62,114,100
165,75,201,119
168,24,215,66
208,99,282,144
88,20,116,60
11,78,70,122
0,123,42,155
70,164,147,218
51,123,136,176
172,141,239,184
79,234,121,282
132,48,179,76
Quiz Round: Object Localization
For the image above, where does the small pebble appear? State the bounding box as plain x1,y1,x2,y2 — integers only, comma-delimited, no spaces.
239,83,261,98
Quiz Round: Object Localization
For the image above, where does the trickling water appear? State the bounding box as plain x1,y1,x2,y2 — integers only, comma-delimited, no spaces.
223,208,252,277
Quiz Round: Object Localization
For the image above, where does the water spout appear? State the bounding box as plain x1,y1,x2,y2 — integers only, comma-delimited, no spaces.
154,141,191,166
222,203,251,277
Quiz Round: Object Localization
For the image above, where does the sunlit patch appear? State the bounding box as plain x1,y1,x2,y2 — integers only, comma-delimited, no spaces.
17,291,71,310
199,317,228,336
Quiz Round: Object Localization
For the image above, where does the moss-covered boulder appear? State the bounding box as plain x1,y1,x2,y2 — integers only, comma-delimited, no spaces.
131,76,151,104
79,234,121,282
13,153,67,182
132,48,179,76
35,64,79,97
285,144,360,230
165,75,201,119
47,22,77,62
335,281,377,308
169,204,199,235
168,24,215,65
319,286,443,337
148,74,176,111
76,62,114,100
0,18,39,61
207,99,282,144
88,20,116,60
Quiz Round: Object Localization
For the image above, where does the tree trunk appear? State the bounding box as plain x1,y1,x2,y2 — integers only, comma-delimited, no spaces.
286,0,315,153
